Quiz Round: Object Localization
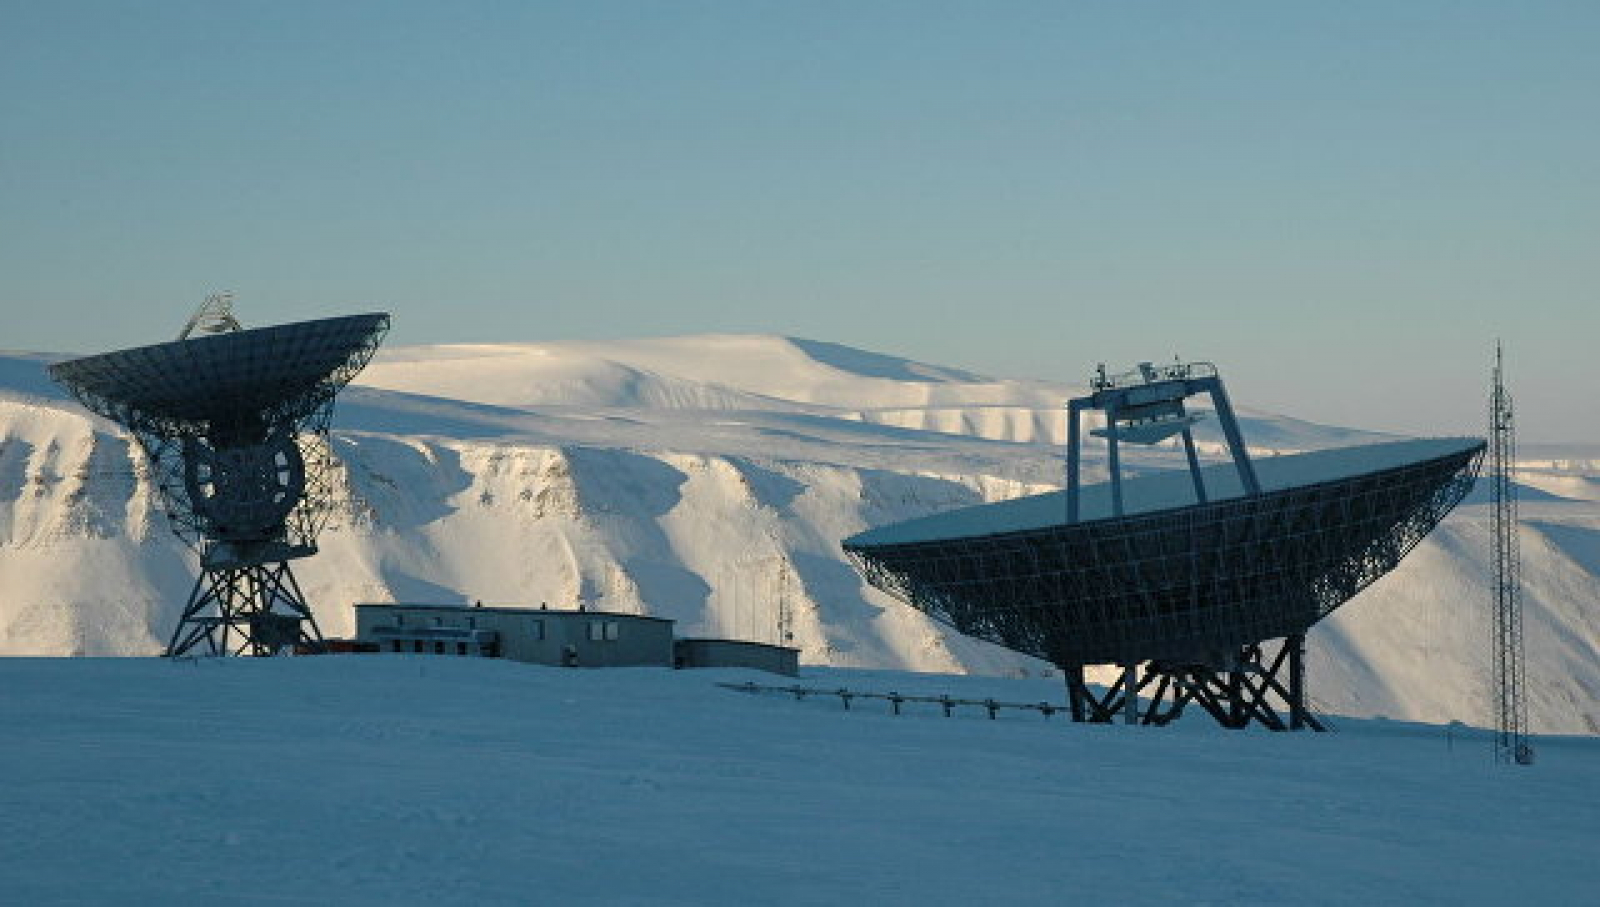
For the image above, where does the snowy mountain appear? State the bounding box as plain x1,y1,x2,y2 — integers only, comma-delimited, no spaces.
2,334,1597,734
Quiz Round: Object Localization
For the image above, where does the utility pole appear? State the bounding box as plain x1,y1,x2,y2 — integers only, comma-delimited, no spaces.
1490,342,1533,765
776,559,794,648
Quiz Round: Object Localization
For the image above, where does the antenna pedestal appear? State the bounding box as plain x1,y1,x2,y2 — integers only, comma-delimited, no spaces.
166,559,325,657
1064,635,1325,731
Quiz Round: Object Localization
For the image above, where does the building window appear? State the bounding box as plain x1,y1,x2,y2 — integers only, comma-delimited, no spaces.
432,616,442,627
413,640,424,653
434,641,445,655
392,640,403,653
605,621,619,641
456,643,467,656
531,620,545,640
590,620,620,642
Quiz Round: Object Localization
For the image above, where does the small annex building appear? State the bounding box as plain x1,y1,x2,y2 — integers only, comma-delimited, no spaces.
354,603,798,676
673,638,799,677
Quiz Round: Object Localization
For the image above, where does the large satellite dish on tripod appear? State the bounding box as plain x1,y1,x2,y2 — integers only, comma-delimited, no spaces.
49,297,390,656
846,361,1483,731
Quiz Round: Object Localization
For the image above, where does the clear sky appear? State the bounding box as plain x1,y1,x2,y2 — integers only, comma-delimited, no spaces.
2,2,1595,441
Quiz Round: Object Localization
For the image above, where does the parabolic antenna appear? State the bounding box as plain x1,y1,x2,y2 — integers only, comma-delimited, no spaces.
845,361,1484,731
50,305,390,656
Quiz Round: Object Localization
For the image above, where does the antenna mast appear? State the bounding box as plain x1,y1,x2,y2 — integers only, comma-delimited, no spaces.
776,559,794,648
1490,342,1532,765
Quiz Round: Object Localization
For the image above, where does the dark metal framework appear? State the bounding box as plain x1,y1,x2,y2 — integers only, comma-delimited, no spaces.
1068,361,1259,520
1064,636,1323,730
847,442,1484,731
1489,344,1532,764
169,562,317,657
49,312,390,656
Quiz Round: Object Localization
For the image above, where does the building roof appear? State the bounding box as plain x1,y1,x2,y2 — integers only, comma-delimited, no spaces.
675,637,800,653
354,603,674,623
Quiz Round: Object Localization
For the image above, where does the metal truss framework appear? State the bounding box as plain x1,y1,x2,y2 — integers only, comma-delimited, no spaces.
168,562,325,657
50,313,390,657
1066,635,1324,731
129,401,346,554
1067,360,1260,521
847,445,1483,730
1489,344,1532,764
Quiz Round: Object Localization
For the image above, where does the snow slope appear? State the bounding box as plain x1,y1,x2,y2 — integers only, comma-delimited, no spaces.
0,656,1593,905
1,334,1597,734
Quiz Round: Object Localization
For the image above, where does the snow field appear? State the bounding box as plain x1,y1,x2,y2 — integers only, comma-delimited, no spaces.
0,656,1593,905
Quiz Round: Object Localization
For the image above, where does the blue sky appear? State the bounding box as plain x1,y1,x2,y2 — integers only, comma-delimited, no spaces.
2,2,1595,440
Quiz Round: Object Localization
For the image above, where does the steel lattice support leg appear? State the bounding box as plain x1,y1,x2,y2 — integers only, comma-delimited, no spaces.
164,561,326,657
1065,666,1130,723
1122,663,1138,725
1067,665,1089,722
1288,633,1309,730
1062,638,1326,732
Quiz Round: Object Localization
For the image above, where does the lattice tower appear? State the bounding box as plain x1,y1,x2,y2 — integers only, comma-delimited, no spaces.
1490,341,1532,765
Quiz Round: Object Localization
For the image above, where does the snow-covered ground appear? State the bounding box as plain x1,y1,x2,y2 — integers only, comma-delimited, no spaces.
1,333,1598,734
0,656,1592,905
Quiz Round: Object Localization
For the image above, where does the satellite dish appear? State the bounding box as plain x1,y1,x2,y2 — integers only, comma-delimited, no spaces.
845,361,1485,732
50,304,390,656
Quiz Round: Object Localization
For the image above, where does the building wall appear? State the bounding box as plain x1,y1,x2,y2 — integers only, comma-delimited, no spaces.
674,639,800,677
356,605,675,668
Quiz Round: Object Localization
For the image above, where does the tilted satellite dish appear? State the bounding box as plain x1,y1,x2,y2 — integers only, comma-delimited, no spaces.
845,360,1484,731
49,299,390,656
